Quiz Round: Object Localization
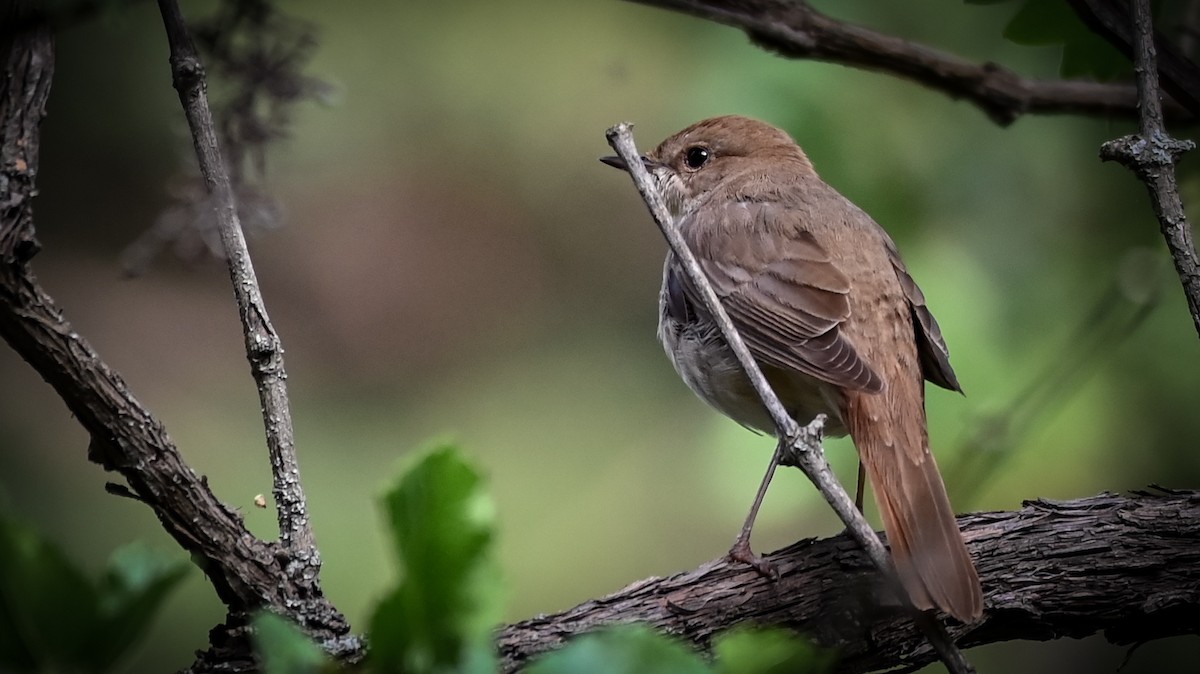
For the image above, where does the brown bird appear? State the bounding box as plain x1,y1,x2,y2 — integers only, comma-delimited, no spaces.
602,115,983,622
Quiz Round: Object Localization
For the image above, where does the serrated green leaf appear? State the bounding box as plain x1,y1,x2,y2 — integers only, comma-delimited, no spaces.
253,612,330,674
92,541,190,669
0,514,102,671
713,628,836,674
369,445,503,674
525,625,710,674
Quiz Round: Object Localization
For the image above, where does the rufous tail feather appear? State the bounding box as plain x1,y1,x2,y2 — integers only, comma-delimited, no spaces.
846,389,983,622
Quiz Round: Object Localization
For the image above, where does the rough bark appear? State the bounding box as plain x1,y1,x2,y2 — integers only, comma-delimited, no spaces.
498,489,1200,673
1081,0,1200,342
626,0,1191,125
0,4,356,668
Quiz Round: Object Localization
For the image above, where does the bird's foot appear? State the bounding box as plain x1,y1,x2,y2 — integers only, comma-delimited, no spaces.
727,539,779,580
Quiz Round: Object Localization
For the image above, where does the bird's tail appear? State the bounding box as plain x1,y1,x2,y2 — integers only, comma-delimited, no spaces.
846,388,983,622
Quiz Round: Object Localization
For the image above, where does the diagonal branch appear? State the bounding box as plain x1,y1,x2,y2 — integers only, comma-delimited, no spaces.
605,124,975,674
625,0,1191,126
0,3,356,670
155,0,314,558
498,489,1200,673
1091,0,1200,340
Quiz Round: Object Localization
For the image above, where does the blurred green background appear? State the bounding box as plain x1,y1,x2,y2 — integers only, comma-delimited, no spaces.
2,0,1198,671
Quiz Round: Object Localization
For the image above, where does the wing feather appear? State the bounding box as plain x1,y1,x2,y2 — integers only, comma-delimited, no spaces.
678,201,883,393
882,237,962,393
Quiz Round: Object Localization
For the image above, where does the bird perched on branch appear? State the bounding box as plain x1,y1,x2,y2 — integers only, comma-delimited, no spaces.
602,115,982,622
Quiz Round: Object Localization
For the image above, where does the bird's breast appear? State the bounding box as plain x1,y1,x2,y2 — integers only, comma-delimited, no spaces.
657,274,848,437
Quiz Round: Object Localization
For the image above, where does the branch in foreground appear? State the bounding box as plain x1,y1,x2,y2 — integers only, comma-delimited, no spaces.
155,0,315,557
0,5,357,670
1094,0,1200,340
626,0,1189,126
604,124,974,674
498,488,1200,673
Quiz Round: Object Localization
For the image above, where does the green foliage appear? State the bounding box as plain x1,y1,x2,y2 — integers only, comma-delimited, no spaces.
525,624,834,674
964,0,1131,79
369,445,504,674
712,627,836,674
1003,0,1130,79
0,448,832,674
0,514,188,673
525,625,709,674
238,445,828,674
253,612,332,674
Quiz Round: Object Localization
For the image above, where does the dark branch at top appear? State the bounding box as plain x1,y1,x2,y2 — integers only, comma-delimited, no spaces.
626,0,1191,126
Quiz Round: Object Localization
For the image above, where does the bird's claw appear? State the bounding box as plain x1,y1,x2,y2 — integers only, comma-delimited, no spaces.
727,540,779,580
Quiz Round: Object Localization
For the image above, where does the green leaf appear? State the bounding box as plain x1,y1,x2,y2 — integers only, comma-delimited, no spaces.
0,515,188,673
253,612,330,674
524,625,710,674
0,513,102,671
1003,0,1076,45
1003,0,1130,80
963,0,1017,5
92,542,190,669
368,445,504,674
713,628,836,674
1061,30,1130,80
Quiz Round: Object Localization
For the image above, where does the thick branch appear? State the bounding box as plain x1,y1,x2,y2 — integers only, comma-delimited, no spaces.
1092,0,1200,340
0,3,355,668
498,489,1200,673
155,0,314,557
626,0,1190,126
604,124,974,674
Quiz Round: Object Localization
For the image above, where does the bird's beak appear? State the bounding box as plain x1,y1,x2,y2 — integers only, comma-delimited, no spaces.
600,154,655,172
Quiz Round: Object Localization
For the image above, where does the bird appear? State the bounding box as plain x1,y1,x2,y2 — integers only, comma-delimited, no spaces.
601,115,983,622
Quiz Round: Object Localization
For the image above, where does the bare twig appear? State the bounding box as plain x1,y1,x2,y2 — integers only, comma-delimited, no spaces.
499,488,1200,673
0,2,355,668
155,0,316,557
1,0,362,665
605,123,976,674
625,0,1191,126
1093,0,1200,340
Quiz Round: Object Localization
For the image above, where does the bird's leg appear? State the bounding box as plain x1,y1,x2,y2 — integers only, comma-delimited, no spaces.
728,441,783,579
855,460,866,514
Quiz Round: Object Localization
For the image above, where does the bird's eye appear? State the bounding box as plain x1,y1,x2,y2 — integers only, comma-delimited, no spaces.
684,146,710,169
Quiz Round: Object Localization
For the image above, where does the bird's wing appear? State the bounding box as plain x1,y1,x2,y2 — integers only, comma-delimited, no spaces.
674,200,883,393
882,235,962,393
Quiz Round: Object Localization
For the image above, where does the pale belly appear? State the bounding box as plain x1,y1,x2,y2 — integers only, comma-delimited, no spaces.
659,313,849,438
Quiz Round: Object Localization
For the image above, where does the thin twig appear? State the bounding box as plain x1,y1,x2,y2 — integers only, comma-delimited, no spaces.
1096,0,1200,340
0,1,354,665
625,0,1191,126
605,123,976,674
155,0,316,557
